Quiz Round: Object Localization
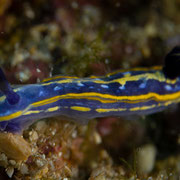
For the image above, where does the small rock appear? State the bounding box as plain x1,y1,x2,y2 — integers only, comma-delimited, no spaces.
20,163,29,175
5,167,14,178
35,121,47,133
29,130,38,142
9,160,16,166
0,153,8,167
0,133,31,161
136,144,156,174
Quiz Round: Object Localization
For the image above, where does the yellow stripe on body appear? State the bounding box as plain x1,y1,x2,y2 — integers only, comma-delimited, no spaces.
45,106,60,112
32,94,119,107
129,104,157,111
70,106,91,112
106,66,162,77
24,110,42,115
0,111,22,121
42,71,177,87
0,66,179,122
23,107,60,115
43,75,78,82
32,96,60,107
96,108,127,113
43,74,101,83
93,71,177,86
95,104,157,113
0,99,172,122
31,91,180,109
0,67,176,104
0,107,60,122
1,90,180,122
42,66,162,83
71,96,117,103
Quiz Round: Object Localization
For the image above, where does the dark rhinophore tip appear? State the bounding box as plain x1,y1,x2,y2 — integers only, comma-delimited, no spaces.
163,46,180,79
0,68,20,105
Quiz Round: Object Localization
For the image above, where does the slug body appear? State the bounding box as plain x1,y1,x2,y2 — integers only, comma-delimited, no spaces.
0,47,180,133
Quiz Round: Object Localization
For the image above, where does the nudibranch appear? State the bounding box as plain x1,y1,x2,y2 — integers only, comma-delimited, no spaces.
0,46,180,133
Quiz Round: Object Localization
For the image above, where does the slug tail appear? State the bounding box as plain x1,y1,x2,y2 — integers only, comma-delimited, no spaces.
0,68,20,105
